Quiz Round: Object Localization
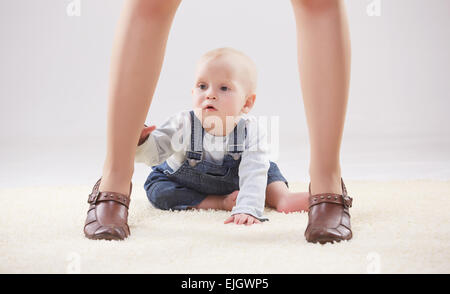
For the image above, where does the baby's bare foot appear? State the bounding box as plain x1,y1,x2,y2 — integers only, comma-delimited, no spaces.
276,192,310,214
222,190,239,211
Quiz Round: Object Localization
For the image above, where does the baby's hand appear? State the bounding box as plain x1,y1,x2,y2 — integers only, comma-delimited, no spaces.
138,124,156,146
224,214,261,226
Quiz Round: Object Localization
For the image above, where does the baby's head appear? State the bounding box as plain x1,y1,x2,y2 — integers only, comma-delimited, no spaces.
192,47,257,136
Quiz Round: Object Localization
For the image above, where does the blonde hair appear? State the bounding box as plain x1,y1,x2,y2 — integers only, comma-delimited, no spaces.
196,47,258,95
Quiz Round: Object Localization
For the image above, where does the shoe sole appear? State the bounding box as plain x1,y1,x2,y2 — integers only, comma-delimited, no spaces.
84,232,127,241
307,233,352,245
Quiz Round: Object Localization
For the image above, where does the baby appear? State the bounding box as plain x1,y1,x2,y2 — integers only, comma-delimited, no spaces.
135,47,309,225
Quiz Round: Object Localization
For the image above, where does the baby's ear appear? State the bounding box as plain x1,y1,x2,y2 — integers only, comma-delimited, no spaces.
243,94,256,113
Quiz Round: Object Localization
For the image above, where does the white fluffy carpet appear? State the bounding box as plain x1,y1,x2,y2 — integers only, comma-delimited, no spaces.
1,180,449,274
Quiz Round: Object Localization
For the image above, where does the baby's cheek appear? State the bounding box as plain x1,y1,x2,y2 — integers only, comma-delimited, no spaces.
225,97,239,110
192,96,203,107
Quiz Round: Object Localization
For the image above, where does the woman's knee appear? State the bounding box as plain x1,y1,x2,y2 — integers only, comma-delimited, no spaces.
131,0,182,21
291,0,340,12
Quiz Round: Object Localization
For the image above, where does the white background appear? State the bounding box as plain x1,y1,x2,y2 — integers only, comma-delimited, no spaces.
1,0,449,188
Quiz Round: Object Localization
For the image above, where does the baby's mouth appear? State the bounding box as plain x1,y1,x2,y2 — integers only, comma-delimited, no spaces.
204,105,217,111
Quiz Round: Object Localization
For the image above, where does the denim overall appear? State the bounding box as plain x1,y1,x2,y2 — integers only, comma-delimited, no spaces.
144,110,288,211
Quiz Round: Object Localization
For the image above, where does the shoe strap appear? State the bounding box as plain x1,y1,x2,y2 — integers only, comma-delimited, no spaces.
308,193,352,209
88,178,132,208
88,191,131,208
308,178,353,209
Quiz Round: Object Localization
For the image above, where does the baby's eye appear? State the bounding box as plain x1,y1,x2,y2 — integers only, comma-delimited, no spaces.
198,84,207,90
220,86,229,91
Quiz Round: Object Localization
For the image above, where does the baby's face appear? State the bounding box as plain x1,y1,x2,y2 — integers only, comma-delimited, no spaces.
192,56,254,136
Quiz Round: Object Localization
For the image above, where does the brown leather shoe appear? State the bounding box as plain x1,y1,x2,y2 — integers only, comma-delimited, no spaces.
84,178,132,241
304,178,353,244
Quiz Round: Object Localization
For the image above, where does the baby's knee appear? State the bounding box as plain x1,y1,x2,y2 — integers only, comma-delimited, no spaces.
146,184,176,210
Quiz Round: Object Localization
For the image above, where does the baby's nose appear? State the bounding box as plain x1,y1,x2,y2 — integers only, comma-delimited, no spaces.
205,88,217,99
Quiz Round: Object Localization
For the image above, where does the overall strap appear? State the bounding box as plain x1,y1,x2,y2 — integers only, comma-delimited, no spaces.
186,110,204,166
227,118,247,160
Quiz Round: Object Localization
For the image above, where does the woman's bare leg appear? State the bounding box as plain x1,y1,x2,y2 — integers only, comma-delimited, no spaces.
290,0,351,195
99,0,182,195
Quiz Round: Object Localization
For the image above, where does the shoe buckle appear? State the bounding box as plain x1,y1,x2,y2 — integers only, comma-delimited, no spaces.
343,195,353,208
88,190,100,204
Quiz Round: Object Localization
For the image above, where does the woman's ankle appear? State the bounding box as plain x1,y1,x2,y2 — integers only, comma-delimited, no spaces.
99,169,133,196
309,169,342,195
